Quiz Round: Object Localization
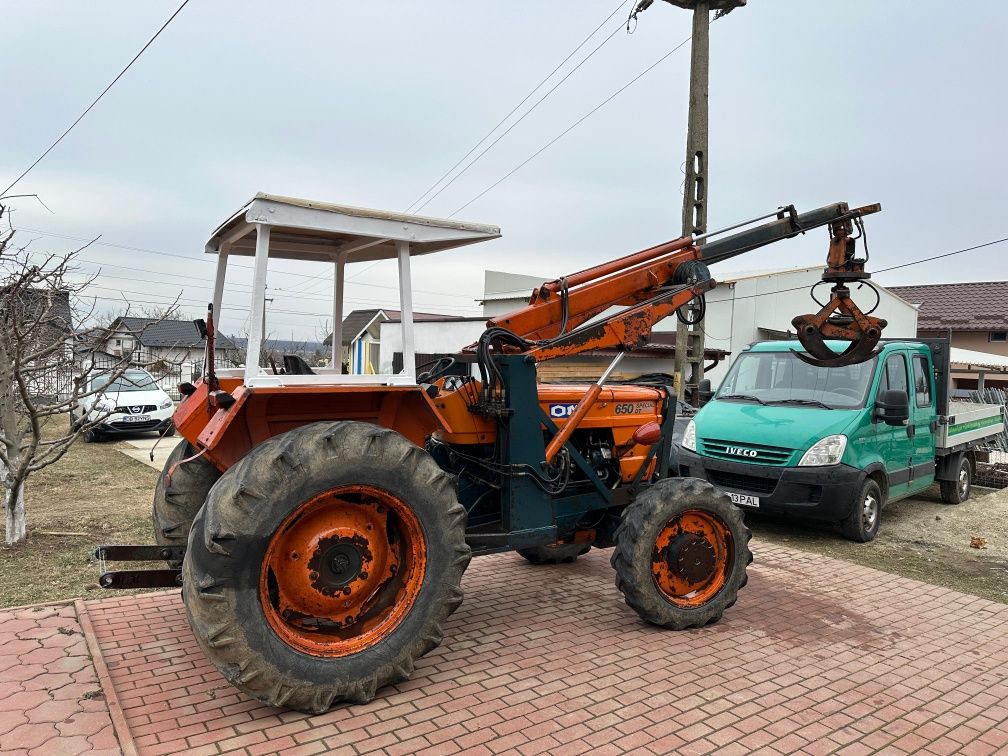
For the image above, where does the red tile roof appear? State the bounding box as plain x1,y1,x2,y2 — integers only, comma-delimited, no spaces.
888,281,1008,331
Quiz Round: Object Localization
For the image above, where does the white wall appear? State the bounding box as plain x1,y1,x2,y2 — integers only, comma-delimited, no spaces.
379,320,488,374
654,267,918,388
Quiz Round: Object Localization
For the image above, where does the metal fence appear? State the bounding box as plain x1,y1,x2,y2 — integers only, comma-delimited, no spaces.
960,388,1008,488
68,349,236,402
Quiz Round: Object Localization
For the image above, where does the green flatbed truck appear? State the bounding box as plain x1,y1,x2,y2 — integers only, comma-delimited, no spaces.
676,339,1006,541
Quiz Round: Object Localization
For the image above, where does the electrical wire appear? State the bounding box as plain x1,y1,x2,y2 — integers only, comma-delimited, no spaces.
450,32,695,217
2,0,192,196
404,0,631,214
412,19,628,215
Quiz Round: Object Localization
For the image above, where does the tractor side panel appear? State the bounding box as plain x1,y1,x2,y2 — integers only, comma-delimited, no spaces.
186,386,448,472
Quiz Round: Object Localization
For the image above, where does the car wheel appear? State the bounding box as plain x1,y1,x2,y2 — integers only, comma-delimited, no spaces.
940,455,971,505
83,427,102,443
841,478,882,542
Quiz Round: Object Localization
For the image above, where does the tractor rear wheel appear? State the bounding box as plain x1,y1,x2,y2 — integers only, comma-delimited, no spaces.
182,421,470,713
611,477,750,629
152,440,221,565
517,543,590,564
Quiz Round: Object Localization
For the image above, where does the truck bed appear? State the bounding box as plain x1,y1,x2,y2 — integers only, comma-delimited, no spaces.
938,401,1006,449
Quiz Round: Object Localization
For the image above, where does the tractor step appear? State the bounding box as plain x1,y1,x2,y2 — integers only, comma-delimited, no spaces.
93,544,186,590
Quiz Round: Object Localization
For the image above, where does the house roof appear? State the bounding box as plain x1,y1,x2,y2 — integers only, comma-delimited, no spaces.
116,317,236,350
8,288,72,332
323,309,468,346
887,281,1008,331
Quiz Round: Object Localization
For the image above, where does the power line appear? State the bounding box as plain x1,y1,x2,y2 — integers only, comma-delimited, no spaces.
2,0,192,196
724,236,1008,302
18,226,479,300
407,1,631,215
450,32,695,217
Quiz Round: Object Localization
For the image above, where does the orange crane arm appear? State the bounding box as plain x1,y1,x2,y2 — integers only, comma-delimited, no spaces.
480,201,886,369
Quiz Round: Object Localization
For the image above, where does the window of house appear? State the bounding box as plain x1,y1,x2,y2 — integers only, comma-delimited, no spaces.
989,331,1007,342
114,338,121,347
912,355,932,408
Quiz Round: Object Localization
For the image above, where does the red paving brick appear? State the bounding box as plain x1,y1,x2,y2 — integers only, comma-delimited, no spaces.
0,601,122,754
3,540,1008,754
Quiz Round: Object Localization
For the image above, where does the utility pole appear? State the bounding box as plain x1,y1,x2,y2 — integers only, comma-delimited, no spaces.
657,0,744,402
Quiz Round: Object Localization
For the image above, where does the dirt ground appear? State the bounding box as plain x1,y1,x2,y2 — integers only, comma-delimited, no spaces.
0,426,160,608
747,484,1008,604
2,422,1006,607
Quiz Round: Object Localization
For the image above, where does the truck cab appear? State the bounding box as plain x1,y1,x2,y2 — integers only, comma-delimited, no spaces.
676,340,1004,541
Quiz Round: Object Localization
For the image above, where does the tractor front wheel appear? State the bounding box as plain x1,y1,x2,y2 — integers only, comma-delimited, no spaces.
611,478,750,628
182,421,470,713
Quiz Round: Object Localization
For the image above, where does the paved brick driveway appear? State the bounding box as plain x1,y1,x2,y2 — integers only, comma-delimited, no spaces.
2,541,1008,755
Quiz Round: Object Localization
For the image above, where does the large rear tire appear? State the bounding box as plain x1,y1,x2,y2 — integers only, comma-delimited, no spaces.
152,440,220,564
182,421,470,713
611,478,750,629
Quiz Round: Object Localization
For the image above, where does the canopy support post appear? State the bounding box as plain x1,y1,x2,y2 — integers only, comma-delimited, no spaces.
397,241,416,379
244,224,270,385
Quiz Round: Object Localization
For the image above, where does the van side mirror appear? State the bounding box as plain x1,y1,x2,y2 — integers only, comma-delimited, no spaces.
875,389,909,425
698,378,713,405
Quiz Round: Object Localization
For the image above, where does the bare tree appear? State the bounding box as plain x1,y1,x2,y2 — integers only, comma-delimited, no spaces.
0,212,174,545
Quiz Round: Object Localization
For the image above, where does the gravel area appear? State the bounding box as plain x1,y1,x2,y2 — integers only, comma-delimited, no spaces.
748,483,1008,604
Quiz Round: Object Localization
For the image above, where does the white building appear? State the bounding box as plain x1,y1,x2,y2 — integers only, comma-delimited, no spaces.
675,266,919,387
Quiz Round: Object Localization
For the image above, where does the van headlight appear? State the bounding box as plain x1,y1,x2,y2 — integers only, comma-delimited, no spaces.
799,434,847,466
159,398,173,409
681,419,697,452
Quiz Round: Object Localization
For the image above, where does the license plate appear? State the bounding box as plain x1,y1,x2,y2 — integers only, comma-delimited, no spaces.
729,492,759,508
121,415,150,423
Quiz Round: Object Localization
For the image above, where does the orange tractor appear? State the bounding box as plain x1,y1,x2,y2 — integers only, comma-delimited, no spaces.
97,195,885,712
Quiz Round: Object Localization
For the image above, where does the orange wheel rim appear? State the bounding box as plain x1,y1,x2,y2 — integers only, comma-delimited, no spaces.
651,509,733,608
259,485,426,657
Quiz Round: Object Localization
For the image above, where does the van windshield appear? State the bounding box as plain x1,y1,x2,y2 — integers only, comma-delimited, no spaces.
716,350,876,409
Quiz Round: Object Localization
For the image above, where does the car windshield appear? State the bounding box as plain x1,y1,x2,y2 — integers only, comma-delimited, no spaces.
715,350,876,409
92,370,158,393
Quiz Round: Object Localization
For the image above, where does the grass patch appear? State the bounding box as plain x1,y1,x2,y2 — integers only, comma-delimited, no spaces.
0,418,162,608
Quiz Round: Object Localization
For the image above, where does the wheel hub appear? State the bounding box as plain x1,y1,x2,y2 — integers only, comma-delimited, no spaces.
667,533,717,584
310,538,366,594
260,485,426,658
651,509,733,608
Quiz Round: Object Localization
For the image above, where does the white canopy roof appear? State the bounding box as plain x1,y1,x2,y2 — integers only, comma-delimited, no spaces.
205,193,500,263
949,347,1008,372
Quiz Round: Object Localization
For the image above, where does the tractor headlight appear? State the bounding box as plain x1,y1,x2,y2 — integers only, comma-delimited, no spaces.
798,434,847,466
159,398,173,410
681,419,697,452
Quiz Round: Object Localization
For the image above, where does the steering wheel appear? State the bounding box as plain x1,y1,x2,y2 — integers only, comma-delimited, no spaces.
417,356,457,384
833,387,861,399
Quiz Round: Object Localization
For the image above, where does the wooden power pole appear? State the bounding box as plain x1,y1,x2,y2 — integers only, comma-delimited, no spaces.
664,0,744,402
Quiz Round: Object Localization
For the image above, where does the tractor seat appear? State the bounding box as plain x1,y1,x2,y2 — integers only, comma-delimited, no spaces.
282,355,316,375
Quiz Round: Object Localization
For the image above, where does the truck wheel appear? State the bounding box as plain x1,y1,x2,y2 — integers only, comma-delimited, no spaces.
152,440,221,565
611,478,750,629
940,455,972,505
841,478,882,542
182,421,471,713
517,543,590,564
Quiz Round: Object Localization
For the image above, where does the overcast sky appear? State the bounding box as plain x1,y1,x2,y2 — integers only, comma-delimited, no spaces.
4,1,1006,340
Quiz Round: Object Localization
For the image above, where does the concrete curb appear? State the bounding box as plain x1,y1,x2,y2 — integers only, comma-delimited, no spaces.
75,598,139,756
